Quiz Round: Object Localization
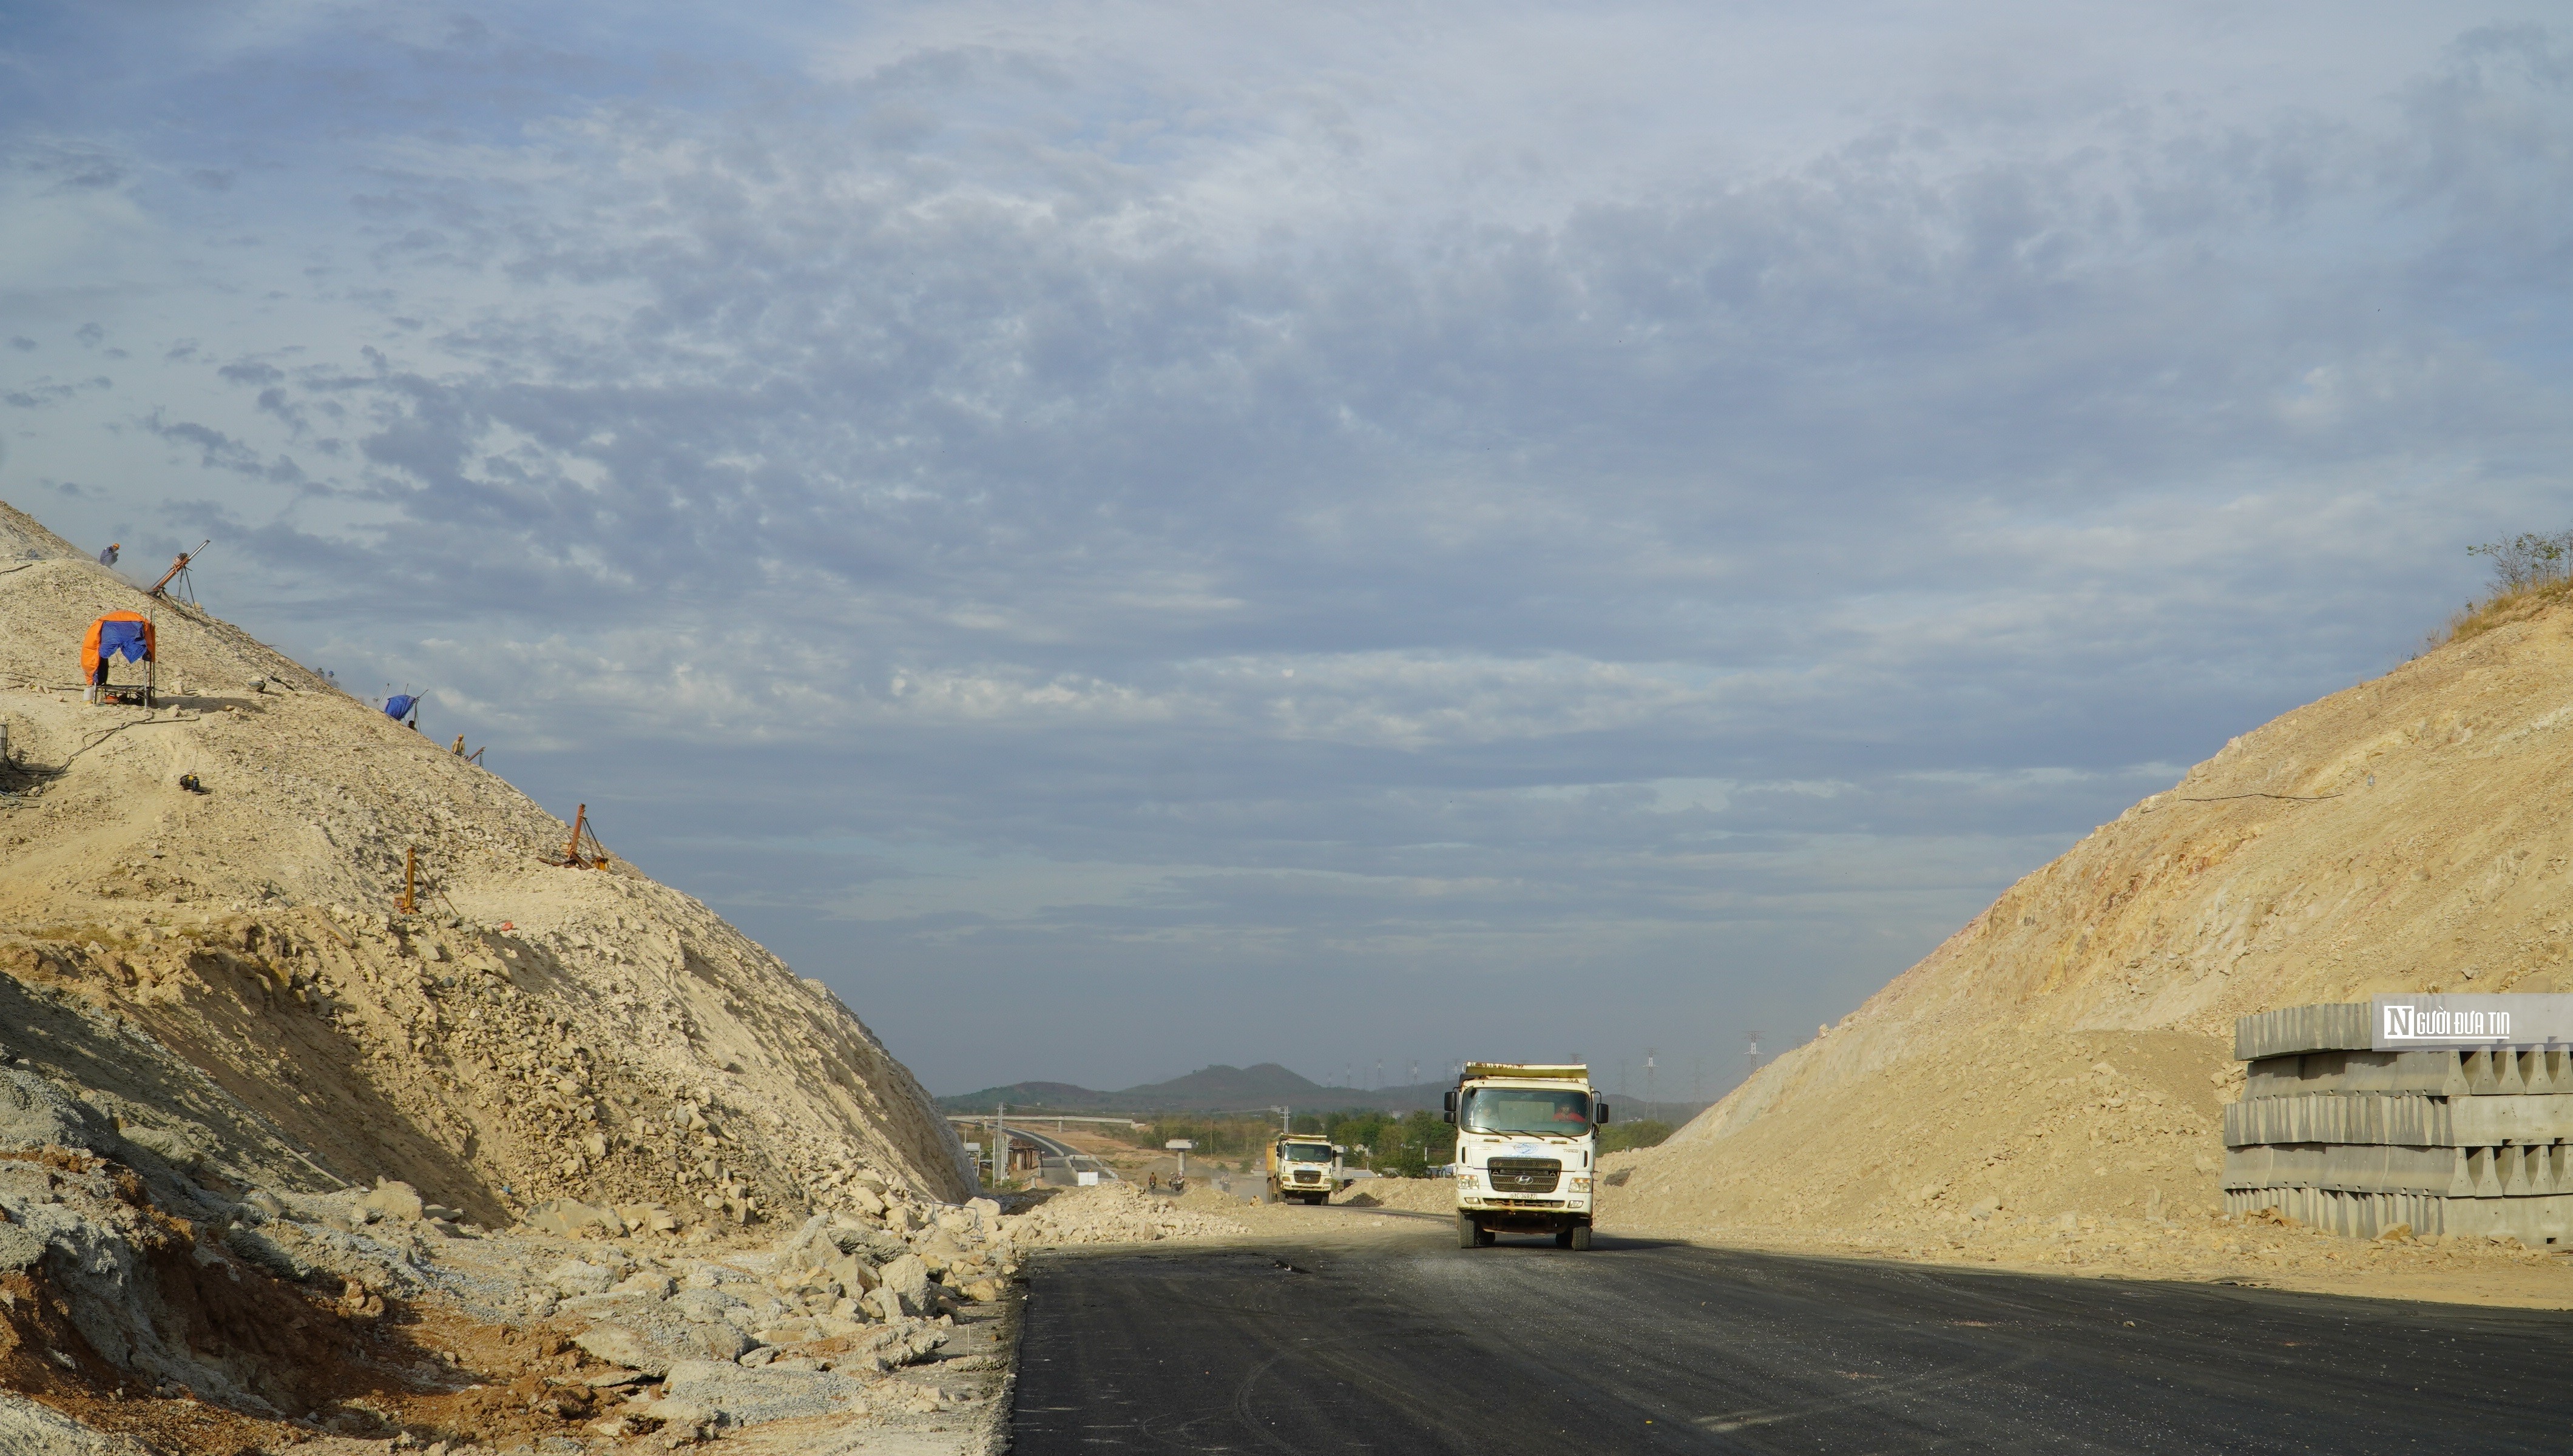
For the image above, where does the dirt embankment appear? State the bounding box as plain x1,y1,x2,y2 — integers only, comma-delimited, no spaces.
0,499,969,1219
1611,588,2573,1303
0,498,990,1449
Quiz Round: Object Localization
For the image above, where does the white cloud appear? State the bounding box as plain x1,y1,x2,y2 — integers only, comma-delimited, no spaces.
4,1,2571,1090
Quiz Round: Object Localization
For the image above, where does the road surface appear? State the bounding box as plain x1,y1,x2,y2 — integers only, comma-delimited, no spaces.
997,1125,1080,1159
1012,1210,2573,1453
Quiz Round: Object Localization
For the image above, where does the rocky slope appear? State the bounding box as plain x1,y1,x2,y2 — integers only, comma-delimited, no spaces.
0,498,988,1449
1611,586,2573,1250
0,499,971,1221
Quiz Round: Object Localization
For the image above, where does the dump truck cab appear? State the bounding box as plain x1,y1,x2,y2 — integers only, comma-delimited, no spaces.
1267,1133,1343,1204
1445,1062,1606,1249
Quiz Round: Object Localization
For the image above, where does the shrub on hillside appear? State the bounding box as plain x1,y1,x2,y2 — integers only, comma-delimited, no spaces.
2447,528,2573,645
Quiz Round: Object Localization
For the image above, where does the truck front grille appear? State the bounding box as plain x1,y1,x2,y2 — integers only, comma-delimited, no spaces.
1485,1158,1563,1194
1294,1170,1322,1183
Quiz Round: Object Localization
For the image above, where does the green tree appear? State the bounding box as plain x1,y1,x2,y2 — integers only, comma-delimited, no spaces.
1599,1118,1674,1154
1375,1109,1456,1176
2470,530,2573,593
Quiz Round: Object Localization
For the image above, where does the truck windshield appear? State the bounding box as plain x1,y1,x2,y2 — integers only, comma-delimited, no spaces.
1461,1088,1592,1135
1282,1144,1334,1162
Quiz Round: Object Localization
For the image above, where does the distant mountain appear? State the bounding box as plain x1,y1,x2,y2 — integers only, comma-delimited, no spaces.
935,1063,1453,1116
934,1063,1714,1121
1128,1062,1333,1105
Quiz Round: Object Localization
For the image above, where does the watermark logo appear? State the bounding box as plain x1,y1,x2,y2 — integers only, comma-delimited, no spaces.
2381,1004,2508,1041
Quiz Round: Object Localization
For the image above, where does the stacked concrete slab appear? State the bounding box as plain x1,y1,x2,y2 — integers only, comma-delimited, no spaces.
2223,1005,2573,1244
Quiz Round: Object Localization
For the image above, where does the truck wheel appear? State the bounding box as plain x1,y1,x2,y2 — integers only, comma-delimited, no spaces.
1554,1227,1575,1248
1457,1213,1479,1248
1568,1224,1593,1251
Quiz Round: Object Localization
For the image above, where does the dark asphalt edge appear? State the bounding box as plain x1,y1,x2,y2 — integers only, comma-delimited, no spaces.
976,1272,1030,1454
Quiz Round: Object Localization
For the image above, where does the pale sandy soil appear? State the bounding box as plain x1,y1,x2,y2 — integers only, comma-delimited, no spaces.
1609,590,2573,1306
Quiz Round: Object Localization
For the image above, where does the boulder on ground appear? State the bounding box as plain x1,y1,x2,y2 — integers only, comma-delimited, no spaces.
361,1179,424,1222
525,1198,620,1237
682,1321,757,1363
827,1252,877,1296
615,1270,677,1297
0,1072,93,1151
876,1252,932,1313
661,1358,872,1427
0,1223,48,1274
0,1393,155,1456
118,1125,204,1171
773,1212,834,1264
575,1309,754,1373
547,1260,617,1296
575,1323,667,1375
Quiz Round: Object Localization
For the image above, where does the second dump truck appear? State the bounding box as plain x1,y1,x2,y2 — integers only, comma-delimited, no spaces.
1266,1132,1344,1204
1444,1062,1607,1249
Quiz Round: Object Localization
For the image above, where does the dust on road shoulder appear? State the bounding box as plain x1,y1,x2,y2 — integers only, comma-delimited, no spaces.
1126,1175,2573,1310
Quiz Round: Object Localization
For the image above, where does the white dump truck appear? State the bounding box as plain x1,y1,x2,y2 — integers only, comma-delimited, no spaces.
1444,1062,1606,1249
1266,1132,1344,1204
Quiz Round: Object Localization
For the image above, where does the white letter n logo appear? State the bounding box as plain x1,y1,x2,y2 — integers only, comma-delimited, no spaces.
2385,1005,2413,1040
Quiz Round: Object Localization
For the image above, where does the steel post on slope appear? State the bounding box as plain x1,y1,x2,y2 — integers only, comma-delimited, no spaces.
995,1104,1009,1190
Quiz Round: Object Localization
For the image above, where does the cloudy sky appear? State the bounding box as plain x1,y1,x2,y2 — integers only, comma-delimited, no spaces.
5,2,2567,1099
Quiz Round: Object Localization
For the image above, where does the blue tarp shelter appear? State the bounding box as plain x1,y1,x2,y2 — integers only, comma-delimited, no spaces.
81,612,155,684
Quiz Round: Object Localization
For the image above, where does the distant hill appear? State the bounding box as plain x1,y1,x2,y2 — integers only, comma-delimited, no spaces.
936,1062,1709,1121
936,1063,1454,1116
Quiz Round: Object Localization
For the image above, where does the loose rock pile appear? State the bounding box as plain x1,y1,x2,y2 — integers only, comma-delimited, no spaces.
0,497,1002,1450
0,1102,1021,1454
1000,1183,1248,1245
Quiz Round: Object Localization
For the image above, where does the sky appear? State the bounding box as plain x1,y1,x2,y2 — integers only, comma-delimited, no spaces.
4,2,2568,1100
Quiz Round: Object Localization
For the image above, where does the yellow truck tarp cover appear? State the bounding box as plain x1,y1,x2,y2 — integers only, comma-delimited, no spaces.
1459,1063,1589,1082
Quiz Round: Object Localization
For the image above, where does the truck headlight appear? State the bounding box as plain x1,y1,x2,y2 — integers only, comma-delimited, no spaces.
1456,1171,1478,1188
1570,1176,1592,1191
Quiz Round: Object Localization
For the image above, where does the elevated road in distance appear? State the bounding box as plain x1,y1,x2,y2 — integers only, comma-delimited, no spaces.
1012,1210,2573,1454
999,1123,1123,1183
996,1124,1080,1159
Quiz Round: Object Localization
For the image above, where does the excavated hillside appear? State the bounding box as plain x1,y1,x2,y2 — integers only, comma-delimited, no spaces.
1612,585,2573,1258
0,498,973,1227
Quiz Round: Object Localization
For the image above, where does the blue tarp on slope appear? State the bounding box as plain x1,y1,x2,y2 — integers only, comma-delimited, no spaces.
96,620,149,663
384,693,419,722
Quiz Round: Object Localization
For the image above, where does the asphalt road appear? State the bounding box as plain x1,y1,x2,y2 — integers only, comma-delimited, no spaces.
998,1125,1081,1159
1012,1210,2573,1454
